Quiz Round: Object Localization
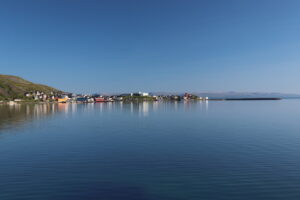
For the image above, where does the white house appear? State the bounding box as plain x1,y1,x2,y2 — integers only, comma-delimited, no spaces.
139,92,149,96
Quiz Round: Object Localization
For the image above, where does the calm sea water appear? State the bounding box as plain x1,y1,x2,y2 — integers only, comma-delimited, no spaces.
1,100,300,200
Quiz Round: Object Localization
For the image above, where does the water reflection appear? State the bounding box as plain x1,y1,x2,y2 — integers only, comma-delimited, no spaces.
0,102,209,132
183,100,209,112
1,100,298,200
0,103,61,132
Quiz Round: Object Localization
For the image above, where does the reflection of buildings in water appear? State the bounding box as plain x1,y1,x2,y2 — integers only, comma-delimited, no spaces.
197,100,209,111
198,101,203,111
119,101,123,111
183,100,190,111
139,101,149,117
107,102,113,112
182,100,209,112
71,103,77,114
174,101,178,111
11,103,21,111
113,102,133,114
115,101,163,117
86,102,95,113
93,102,115,113
153,101,158,112
93,102,104,112
52,103,56,114
117,102,150,117
108,102,120,112
197,101,203,111
26,104,30,116
0,103,61,132
117,102,152,117
33,103,60,119
99,102,104,112
58,103,70,114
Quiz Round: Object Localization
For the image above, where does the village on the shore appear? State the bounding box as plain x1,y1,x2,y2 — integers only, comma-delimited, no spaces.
1,90,284,105
2,91,210,104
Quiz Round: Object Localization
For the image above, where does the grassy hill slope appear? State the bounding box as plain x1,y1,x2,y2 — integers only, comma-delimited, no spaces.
0,74,62,100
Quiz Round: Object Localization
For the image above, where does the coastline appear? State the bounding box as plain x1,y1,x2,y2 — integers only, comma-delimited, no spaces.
0,97,283,105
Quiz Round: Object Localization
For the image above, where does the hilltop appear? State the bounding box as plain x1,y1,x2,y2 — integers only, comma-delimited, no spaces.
0,74,62,100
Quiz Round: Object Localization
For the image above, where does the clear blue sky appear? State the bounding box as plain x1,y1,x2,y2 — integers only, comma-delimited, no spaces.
1,0,300,94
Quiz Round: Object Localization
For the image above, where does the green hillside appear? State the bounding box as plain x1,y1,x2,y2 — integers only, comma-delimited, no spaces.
0,74,62,100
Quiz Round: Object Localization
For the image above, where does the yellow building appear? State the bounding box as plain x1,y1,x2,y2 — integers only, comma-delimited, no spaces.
58,97,69,103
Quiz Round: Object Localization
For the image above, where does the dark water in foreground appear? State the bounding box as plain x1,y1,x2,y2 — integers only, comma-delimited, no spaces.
1,100,300,200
